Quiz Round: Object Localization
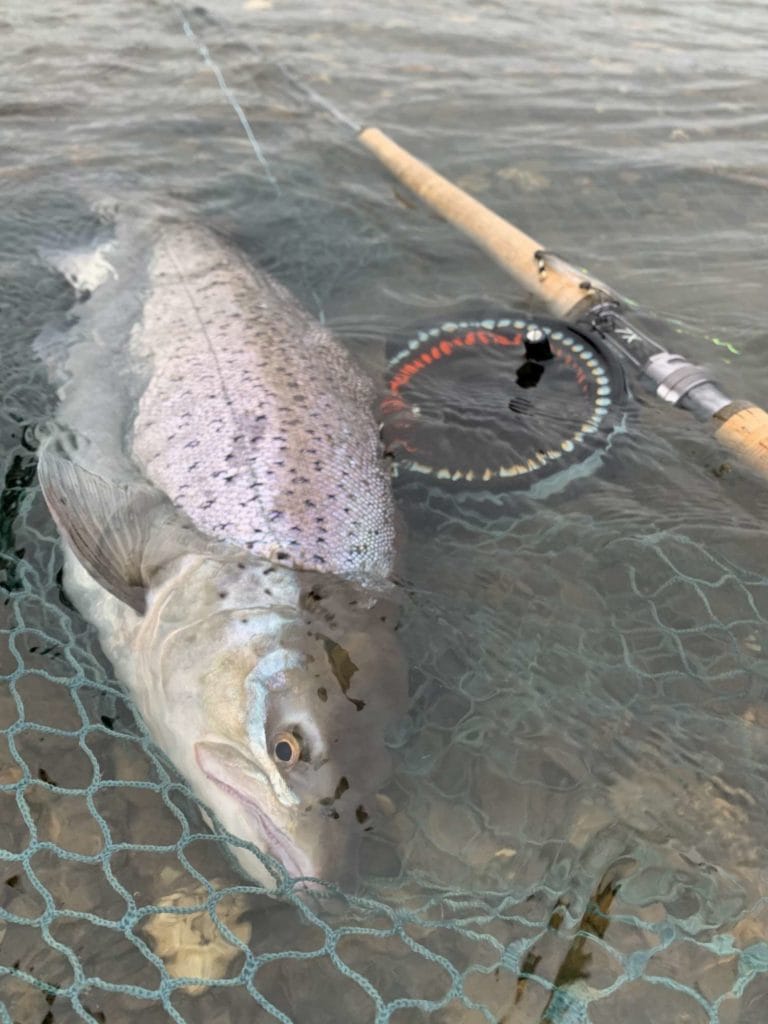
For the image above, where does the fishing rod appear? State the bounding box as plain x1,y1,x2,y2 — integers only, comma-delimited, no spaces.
356,127,768,479
177,8,768,482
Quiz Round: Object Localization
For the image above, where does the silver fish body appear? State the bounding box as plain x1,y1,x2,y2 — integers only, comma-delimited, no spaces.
131,225,396,580
39,222,407,887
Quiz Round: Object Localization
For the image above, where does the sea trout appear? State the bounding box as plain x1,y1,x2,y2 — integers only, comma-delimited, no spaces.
38,221,407,887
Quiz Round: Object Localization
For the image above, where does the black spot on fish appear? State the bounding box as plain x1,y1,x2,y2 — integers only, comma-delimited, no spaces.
355,805,369,824
101,715,115,730
317,687,327,702
320,637,365,710
218,591,228,599
38,768,57,786
303,587,323,608
276,552,290,560
334,777,349,801
6,874,20,888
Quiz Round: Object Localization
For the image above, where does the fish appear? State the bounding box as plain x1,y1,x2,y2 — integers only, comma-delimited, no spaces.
37,220,408,887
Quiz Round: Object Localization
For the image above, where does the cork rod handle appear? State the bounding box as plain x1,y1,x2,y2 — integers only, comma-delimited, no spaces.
358,126,595,318
713,403,768,477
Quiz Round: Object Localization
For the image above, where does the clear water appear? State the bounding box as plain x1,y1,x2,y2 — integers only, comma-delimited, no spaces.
3,1,768,1021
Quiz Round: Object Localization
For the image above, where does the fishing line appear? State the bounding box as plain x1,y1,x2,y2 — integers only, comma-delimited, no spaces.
272,58,362,134
168,3,744,373
172,5,768,487
178,8,281,194
171,7,622,494
174,3,359,168
174,4,348,317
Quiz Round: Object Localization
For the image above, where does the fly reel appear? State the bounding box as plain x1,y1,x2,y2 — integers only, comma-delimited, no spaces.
380,312,625,493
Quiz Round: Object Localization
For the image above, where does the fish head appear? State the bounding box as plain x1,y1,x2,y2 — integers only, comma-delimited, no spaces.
37,441,407,889
148,561,408,889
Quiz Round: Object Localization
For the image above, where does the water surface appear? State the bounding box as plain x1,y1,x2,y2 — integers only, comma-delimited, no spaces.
3,1,768,1021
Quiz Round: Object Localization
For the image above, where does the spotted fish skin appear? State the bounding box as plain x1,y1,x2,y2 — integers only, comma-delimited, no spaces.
130,225,395,582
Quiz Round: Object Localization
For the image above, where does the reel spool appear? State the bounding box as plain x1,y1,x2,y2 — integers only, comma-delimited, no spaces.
380,312,625,493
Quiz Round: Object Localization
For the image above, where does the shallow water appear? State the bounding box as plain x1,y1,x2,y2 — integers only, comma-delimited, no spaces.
3,0,768,1021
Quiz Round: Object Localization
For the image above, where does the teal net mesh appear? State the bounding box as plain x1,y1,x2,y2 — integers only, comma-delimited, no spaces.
5,320,768,1022
4,1,768,1021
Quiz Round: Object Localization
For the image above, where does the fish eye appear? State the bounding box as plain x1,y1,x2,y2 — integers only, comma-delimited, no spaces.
272,730,302,768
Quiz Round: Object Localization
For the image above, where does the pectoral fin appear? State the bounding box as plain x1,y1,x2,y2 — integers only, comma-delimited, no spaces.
37,442,176,614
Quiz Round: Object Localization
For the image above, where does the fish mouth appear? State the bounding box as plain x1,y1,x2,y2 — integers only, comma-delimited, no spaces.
194,741,315,883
